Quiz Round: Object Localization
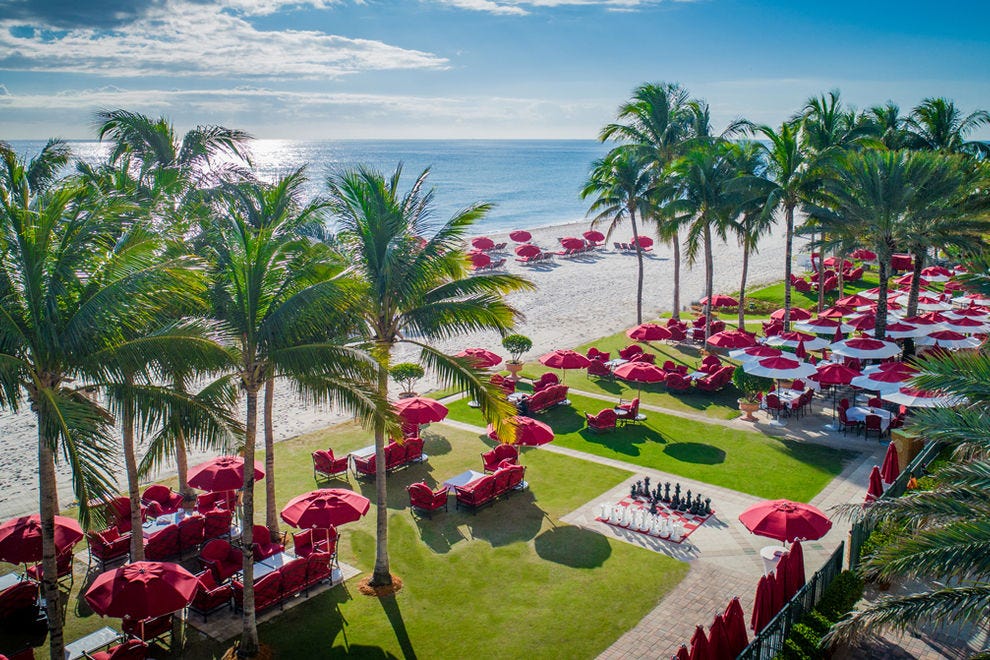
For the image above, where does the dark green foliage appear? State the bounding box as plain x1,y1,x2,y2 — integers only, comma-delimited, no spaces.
775,571,865,659
732,367,774,402
816,571,865,621
502,334,533,363
859,520,909,562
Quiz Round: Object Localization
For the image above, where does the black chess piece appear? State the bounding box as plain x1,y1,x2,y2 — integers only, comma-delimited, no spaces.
671,493,680,509
685,489,692,507
674,483,681,499
664,482,671,502
649,501,657,516
630,483,637,499
653,487,661,503
704,498,712,515
643,476,651,493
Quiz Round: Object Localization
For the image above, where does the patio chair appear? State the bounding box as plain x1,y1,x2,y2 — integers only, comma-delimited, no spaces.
292,528,338,563
839,408,861,435
490,374,516,395
279,556,309,599
666,325,687,341
202,509,233,542
586,347,609,361
189,571,232,622
585,408,617,432
233,571,282,614
636,352,656,364
87,527,130,572
665,373,692,392
867,396,883,408
618,344,644,361
122,612,173,650
26,548,73,588
143,524,180,561
178,514,205,556
482,444,519,472
532,372,559,393
140,485,183,516
104,496,144,533
864,414,885,440
312,449,349,483
196,490,236,513
84,640,148,660
764,393,785,420
793,279,812,293
662,360,688,376
838,398,851,411
586,358,613,379
791,379,805,391
401,436,425,464
406,482,449,517
199,539,242,582
615,398,641,424
251,525,285,561
303,551,334,591
0,580,39,623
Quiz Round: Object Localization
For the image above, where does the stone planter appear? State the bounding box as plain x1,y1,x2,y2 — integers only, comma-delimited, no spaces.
738,399,760,422
506,362,523,381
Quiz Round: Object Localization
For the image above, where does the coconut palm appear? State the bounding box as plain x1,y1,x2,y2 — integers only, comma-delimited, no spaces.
864,102,910,150
904,97,990,158
825,351,990,645
583,149,655,324
727,143,775,329
325,164,529,587
0,148,207,659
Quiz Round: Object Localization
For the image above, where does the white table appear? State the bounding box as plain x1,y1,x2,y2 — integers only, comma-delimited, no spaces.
65,626,122,660
141,510,195,538
846,406,893,431
259,551,297,570
603,359,628,369
0,572,20,591
251,560,281,580
760,545,789,575
443,470,485,491
507,392,528,403
349,444,376,459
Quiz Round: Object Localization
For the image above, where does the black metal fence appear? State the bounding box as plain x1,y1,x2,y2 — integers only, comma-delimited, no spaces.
737,541,845,660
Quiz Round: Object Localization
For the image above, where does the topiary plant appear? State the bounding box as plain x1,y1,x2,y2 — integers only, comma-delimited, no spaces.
501,334,532,364
390,362,425,396
732,367,774,403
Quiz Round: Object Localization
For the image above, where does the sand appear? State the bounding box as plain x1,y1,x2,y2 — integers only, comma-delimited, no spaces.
0,218,800,519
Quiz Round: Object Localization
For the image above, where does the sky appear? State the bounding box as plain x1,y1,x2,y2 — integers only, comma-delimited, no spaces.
1,0,989,140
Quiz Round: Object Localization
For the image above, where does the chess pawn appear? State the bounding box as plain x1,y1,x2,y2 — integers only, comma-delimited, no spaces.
610,505,621,524
649,516,660,536
659,518,671,539
671,521,684,543
622,507,633,527
630,483,637,499
704,498,712,515
598,503,609,519
640,512,652,532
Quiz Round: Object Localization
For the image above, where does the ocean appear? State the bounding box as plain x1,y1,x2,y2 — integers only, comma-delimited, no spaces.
6,139,610,233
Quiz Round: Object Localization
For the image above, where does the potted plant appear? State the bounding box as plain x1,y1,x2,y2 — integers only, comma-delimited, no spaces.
732,367,773,421
390,362,425,398
501,334,532,382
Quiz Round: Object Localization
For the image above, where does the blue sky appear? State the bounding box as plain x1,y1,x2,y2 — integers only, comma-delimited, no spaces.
1,0,988,139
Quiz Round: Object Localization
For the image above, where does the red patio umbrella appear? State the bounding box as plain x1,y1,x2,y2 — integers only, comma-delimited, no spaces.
707,329,757,349
634,235,654,249
794,340,807,360
751,575,773,632
865,465,884,505
851,248,876,261
0,514,83,565
828,337,901,360
724,597,749,655
539,350,591,381
688,624,710,660
700,294,739,308
469,252,491,268
85,561,198,620
835,294,873,309
918,330,982,349
471,236,495,250
455,347,502,369
884,321,926,339
280,488,371,528
560,236,585,249
814,363,861,430
846,314,876,332
514,243,541,258
707,612,730,660
509,230,531,243
880,442,900,485
627,322,673,342
187,455,265,492
613,360,666,398
820,304,856,318
487,415,554,446
739,499,832,542
394,396,448,424
743,357,817,380
583,230,605,243
770,306,812,321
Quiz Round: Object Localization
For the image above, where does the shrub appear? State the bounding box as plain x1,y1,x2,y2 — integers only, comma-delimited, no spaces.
502,334,532,363
804,610,832,635
732,367,774,403
816,570,865,621
858,519,907,562
390,362,425,395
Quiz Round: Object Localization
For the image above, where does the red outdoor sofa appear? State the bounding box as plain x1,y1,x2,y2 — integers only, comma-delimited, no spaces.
519,384,569,414
454,463,527,512
481,443,519,472
351,437,426,479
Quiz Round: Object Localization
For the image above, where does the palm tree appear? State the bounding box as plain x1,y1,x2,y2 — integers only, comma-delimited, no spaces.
207,176,384,657
864,102,909,150
325,164,530,587
904,97,990,158
583,150,655,324
600,82,692,318
728,143,775,329
825,351,990,646
0,147,204,659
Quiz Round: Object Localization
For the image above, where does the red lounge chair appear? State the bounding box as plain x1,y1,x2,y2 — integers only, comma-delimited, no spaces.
144,524,180,561
0,580,38,623
252,525,285,561
202,509,233,542
351,452,376,478
196,490,236,512
454,475,497,512
618,344,644,360
845,267,864,281
665,373,692,392
303,551,333,591
123,612,173,649
490,374,515,395
87,527,130,572
189,570,232,622
586,358,613,379
666,325,687,341
700,355,721,374
482,444,519,472
312,449,349,482
793,279,812,293
27,548,73,588
585,408,617,432
864,414,885,440
406,482,449,517
532,372,559,393
140,485,183,516
86,640,148,660
233,571,282,614
177,514,205,557
279,556,309,599
199,539,242,582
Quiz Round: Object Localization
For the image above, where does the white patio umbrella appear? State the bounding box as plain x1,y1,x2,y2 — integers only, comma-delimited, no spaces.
945,307,990,321
743,356,819,380
895,294,952,311
883,321,928,339
849,372,907,393
795,317,854,334
828,337,901,360
943,317,990,335
729,345,785,361
882,386,963,408
953,294,990,307
917,331,983,350
766,332,829,351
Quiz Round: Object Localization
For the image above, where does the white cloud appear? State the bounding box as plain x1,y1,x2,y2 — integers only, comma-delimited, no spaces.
431,0,677,14
0,0,447,79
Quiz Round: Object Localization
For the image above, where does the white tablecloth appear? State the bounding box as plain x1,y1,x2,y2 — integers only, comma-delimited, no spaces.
846,406,892,431
443,470,485,490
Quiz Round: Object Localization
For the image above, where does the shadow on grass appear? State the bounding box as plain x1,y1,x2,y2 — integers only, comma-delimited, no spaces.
422,433,451,457
330,645,401,659
534,525,611,568
576,426,668,457
663,442,727,465
464,490,547,547
380,595,416,660
411,511,468,555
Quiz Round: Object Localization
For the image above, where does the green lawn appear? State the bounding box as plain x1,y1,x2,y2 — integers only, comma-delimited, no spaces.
5,424,689,659
746,270,881,309
443,392,849,503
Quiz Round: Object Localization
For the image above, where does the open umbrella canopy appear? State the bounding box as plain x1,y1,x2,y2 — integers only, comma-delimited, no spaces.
707,330,757,349
770,306,812,321
509,230,531,243
188,456,265,492
281,489,371,528
743,357,817,380
917,330,982,349
884,321,927,339
0,514,83,564
920,265,953,282
846,314,876,332
455,347,502,368
739,499,832,542
582,230,605,243
850,369,907,393
881,443,901,485
729,345,784,361
851,248,876,261
514,243,541,258
943,317,990,334
946,306,990,320
394,397,448,424
795,317,853,334
814,363,861,386
539,349,591,370
895,273,928,286
954,293,990,306
487,415,554,446
471,236,495,250
899,294,952,311
882,386,961,408
835,294,873,309
560,236,585,249
700,294,739,308
469,252,491,268
828,337,901,359
724,597,749,655
820,304,856,318
766,332,829,351
85,561,198,620
626,323,672,342
614,361,666,383
634,235,654,249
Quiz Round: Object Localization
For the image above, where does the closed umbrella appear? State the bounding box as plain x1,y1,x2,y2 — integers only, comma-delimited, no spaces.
865,465,884,505
787,540,806,596
880,443,900,484
707,329,757,349
707,613,730,660
509,230,531,243
471,236,495,250
774,553,792,603
673,645,690,660
487,415,554,446
770,306,812,321
514,243,541,258
280,488,371,528
794,340,807,360
700,294,738,308
739,499,832,542
688,624,710,660
626,323,672,342
751,575,773,632
828,337,901,360
85,561,198,620
188,456,264,492
394,397,448,424
0,514,83,565
729,345,783,361
723,597,749,655
455,347,502,369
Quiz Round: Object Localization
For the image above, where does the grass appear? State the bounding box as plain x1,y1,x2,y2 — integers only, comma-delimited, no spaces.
746,270,881,310
3,424,689,659
443,392,850,503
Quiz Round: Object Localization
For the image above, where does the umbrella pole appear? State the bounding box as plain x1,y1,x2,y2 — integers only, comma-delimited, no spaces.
768,379,786,427
823,386,840,432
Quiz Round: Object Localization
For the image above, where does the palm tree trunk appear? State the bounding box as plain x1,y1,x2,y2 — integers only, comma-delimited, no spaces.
38,426,65,660
704,223,714,340
903,249,926,358
836,251,846,297
875,253,891,340
175,429,193,506
629,207,644,325
239,385,260,658
371,341,392,586
738,242,750,330
264,376,278,541
817,241,826,314
782,204,794,331
671,230,681,320
122,386,144,561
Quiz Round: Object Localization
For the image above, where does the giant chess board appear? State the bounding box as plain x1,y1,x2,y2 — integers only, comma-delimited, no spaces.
595,495,714,544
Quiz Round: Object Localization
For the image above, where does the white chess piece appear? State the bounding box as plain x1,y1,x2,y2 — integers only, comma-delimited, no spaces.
671,521,684,543
609,505,621,524
649,516,661,536
659,518,671,539
598,503,608,519
640,513,652,532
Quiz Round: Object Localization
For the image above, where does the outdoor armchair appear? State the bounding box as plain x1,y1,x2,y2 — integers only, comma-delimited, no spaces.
407,482,449,517
481,444,519,472
586,358,613,379
585,408,617,432
532,372,559,393
251,525,285,561
199,539,242,582
140,485,183,516
189,570,232,622
87,527,130,572
312,449,349,482
143,524,180,562
85,640,148,660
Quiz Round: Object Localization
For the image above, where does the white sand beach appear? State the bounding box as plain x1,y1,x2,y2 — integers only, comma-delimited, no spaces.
0,218,799,519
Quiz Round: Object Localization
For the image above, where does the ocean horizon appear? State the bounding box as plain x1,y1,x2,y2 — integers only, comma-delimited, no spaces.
6,139,611,234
